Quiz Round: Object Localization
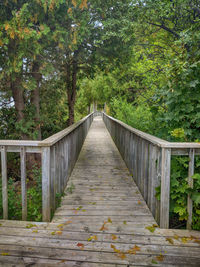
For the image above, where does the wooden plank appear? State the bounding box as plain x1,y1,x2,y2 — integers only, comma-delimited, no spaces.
0,243,200,266
160,148,171,228
187,148,195,230
20,147,27,221
42,147,51,222
1,146,8,219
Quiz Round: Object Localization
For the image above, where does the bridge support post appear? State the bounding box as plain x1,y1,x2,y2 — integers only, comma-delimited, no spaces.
42,147,51,222
160,148,171,228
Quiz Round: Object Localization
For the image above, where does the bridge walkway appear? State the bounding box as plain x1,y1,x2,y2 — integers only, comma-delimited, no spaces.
0,117,200,266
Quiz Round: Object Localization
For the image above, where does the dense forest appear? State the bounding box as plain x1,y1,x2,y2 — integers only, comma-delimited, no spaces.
0,1,200,228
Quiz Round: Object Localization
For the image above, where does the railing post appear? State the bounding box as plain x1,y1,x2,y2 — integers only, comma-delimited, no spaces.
187,148,195,230
42,146,51,222
50,146,56,212
20,147,27,221
1,146,8,219
160,148,171,228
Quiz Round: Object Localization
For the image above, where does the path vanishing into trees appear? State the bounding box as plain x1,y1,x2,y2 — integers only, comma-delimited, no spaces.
0,116,200,266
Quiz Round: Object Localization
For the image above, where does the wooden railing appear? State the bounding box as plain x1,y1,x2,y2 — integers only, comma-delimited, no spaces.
1,113,94,222
103,112,200,229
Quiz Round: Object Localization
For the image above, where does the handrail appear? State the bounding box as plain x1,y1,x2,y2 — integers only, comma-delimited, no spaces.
0,112,95,222
0,114,93,149
102,112,200,229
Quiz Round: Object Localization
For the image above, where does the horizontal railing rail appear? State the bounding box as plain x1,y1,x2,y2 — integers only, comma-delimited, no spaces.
1,112,95,222
102,112,200,229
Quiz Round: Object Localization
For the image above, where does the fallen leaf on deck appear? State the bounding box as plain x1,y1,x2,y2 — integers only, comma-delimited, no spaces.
156,254,164,261
111,234,117,240
166,237,174,244
111,244,126,260
51,231,55,235
127,245,141,254
56,231,62,235
138,201,141,204
118,252,126,259
123,221,127,225
145,224,158,233
173,234,179,240
181,237,191,244
32,230,38,233
1,253,9,256
26,223,37,229
151,259,158,264
111,244,120,253
108,217,112,223
77,243,84,249
57,224,64,228
88,235,98,241
100,222,108,231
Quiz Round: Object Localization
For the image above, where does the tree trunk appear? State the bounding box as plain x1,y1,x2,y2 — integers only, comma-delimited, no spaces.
31,61,42,140
66,54,77,126
11,75,28,140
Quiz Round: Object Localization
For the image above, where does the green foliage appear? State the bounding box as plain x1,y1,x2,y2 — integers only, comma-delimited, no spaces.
66,183,75,194
110,97,155,134
0,165,64,221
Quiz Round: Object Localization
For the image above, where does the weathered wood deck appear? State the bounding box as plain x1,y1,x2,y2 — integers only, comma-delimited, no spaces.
0,117,200,266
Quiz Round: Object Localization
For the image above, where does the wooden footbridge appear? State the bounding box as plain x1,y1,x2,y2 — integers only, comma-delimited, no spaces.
0,113,200,266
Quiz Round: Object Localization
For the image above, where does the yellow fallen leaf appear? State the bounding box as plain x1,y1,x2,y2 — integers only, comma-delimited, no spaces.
181,237,191,244
32,230,38,233
173,234,179,240
51,231,55,235
56,231,62,235
166,237,174,244
1,252,9,256
88,235,98,241
111,234,117,240
100,222,108,231
57,224,64,228
108,217,112,223
156,254,164,261
26,224,37,229
145,225,156,233
111,244,120,253
138,200,141,204
127,245,141,254
123,221,127,225
117,252,126,260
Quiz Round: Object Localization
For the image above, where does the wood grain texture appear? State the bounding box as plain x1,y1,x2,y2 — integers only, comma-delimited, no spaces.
1,146,8,219
0,116,200,266
187,148,195,230
20,147,27,221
